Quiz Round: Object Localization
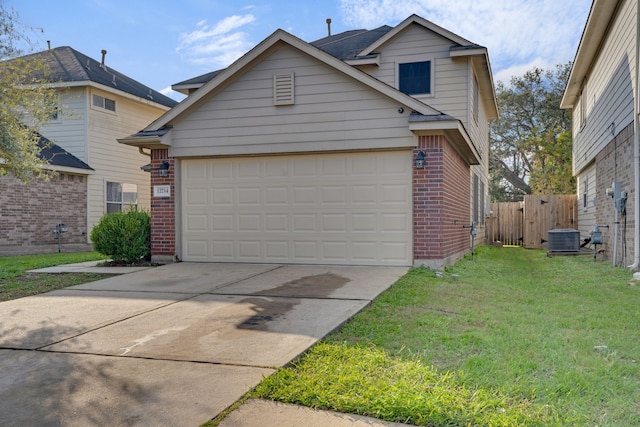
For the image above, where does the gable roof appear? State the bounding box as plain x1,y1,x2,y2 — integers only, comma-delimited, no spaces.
561,0,620,108
13,46,178,108
37,134,94,173
137,28,443,135
358,14,474,57
169,15,496,118
310,26,394,60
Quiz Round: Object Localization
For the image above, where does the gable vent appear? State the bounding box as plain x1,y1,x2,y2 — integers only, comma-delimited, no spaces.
274,73,294,105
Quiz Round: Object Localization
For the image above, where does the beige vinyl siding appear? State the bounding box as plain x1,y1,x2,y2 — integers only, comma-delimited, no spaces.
577,162,597,237
573,0,637,175
86,89,169,236
169,45,417,158
362,23,470,126
38,87,89,163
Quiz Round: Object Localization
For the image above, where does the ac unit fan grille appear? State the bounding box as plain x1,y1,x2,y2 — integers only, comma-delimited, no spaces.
548,229,580,252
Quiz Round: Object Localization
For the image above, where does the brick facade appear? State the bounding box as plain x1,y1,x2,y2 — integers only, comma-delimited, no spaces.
0,172,90,255
149,148,176,263
595,121,635,265
413,135,471,268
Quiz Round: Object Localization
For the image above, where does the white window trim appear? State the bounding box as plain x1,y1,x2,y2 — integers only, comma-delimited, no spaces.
91,92,117,114
472,72,479,123
105,181,138,213
395,56,435,98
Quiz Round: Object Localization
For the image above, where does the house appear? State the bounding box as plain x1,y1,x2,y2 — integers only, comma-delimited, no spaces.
119,14,497,268
561,0,640,267
0,46,178,255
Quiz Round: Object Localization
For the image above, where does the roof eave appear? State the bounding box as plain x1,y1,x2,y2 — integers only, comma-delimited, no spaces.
345,54,380,66
117,134,171,149
409,118,480,165
171,83,204,95
450,47,498,119
561,0,620,109
42,164,95,175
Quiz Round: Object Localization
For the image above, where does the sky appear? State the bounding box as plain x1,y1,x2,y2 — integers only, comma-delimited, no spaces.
12,0,593,101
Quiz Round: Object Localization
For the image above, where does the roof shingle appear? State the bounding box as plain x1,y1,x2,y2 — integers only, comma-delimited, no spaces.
15,46,178,108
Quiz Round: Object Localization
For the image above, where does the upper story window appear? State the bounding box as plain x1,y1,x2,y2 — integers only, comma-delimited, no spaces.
399,61,432,95
92,93,116,112
472,74,479,122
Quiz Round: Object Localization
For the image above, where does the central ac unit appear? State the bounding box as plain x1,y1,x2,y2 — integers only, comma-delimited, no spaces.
548,229,580,252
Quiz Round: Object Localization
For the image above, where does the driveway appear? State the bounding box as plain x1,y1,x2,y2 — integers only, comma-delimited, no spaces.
0,262,407,426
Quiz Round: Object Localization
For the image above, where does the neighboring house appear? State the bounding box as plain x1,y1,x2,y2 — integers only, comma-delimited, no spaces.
120,15,497,268
0,135,93,254
561,0,640,267
0,46,177,255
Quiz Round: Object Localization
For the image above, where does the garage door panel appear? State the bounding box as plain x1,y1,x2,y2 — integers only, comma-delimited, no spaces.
212,188,233,205
322,186,346,204
185,215,208,232
212,241,234,258
181,152,412,266
266,214,288,232
265,187,289,204
186,240,209,258
293,186,317,204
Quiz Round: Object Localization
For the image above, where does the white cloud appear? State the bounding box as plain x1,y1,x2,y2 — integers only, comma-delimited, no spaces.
177,14,256,68
339,0,589,81
159,86,186,102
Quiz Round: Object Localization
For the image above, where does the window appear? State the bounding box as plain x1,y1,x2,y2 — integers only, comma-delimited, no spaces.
472,74,479,122
399,61,431,95
578,86,586,130
93,94,116,112
473,173,479,224
480,180,485,225
106,182,137,213
583,178,588,209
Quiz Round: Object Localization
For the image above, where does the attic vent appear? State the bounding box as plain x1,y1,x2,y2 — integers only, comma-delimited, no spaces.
274,73,294,105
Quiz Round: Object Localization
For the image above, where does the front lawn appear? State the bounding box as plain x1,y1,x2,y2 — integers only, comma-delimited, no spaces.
0,252,112,301
251,246,638,426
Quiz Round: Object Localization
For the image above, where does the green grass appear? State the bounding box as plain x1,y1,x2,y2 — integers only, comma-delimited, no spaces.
0,252,112,301
251,246,639,426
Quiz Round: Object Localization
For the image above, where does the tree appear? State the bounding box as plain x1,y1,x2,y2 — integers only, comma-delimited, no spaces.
490,63,575,201
0,5,59,182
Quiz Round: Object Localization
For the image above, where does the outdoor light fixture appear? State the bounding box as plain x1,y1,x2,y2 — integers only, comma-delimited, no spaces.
141,161,171,177
414,151,426,169
158,161,170,177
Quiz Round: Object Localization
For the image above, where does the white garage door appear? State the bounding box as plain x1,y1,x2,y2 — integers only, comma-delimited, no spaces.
181,151,412,266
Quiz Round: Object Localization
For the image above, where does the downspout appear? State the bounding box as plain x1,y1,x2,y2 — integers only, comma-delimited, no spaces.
139,147,151,157
629,1,640,270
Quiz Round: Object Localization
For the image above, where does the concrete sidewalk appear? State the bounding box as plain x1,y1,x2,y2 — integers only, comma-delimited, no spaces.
1,262,409,426
27,260,153,274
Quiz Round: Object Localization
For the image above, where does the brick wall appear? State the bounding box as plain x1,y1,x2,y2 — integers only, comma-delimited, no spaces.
413,135,471,268
149,148,176,263
0,172,90,254
595,121,635,265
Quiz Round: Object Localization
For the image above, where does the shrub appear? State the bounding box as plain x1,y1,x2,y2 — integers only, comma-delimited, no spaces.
90,210,151,263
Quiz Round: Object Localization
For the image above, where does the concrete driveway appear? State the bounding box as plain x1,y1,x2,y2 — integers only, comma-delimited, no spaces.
0,262,407,426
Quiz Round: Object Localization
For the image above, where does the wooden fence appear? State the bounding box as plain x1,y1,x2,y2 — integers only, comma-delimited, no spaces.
486,195,578,249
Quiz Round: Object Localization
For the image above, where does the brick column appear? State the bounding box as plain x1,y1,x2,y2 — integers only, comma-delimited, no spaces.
413,135,471,268
150,148,176,263
413,135,444,264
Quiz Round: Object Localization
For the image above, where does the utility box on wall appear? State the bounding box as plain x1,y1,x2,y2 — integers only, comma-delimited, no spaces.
548,229,580,252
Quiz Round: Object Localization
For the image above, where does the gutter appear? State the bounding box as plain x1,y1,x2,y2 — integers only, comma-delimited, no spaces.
629,1,640,270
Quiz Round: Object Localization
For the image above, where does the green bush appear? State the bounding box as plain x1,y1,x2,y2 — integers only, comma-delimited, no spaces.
90,210,151,263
